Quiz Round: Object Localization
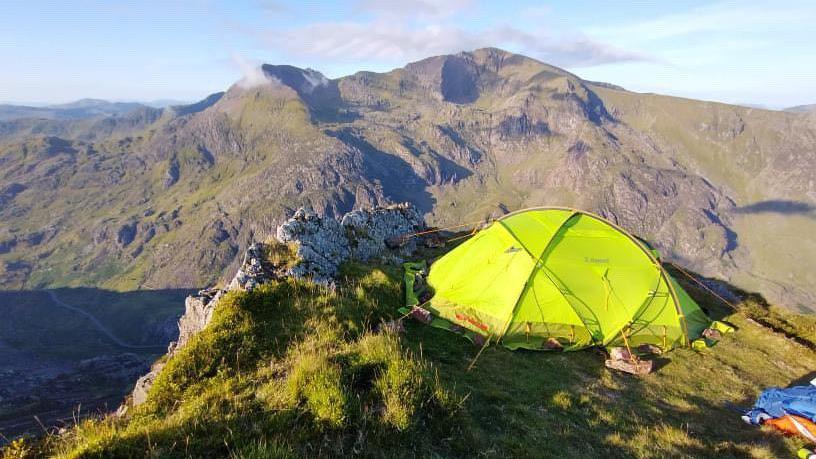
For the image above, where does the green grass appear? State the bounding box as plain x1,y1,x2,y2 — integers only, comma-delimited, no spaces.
6,258,816,458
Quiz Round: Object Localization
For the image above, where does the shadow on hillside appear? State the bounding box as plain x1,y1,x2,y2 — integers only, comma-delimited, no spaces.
400,137,473,185
663,264,735,323
0,287,192,352
0,287,192,442
733,199,816,217
324,128,437,213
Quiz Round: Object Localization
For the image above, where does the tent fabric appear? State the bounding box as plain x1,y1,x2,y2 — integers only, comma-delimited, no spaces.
764,415,816,442
403,261,426,308
423,207,711,351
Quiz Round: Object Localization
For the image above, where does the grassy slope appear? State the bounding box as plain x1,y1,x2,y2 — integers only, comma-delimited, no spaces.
7,244,816,458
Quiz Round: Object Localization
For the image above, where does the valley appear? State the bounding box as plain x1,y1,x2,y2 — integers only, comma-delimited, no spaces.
0,288,189,440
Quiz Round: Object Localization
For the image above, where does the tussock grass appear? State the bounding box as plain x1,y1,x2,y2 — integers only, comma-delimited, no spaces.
263,241,300,272
5,260,816,458
7,263,462,458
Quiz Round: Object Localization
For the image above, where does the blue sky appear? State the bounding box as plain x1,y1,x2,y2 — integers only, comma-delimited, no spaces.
1,0,814,108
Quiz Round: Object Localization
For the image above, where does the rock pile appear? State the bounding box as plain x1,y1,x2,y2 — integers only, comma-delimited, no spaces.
228,243,274,291
276,203,424,283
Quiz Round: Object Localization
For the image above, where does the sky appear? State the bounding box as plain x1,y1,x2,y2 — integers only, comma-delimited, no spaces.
1,0,814,108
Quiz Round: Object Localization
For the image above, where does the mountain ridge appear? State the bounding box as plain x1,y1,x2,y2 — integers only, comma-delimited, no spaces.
0,99,151,122
0,47,813,311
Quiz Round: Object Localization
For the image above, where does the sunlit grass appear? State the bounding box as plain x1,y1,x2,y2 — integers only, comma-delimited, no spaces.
6,257,816,458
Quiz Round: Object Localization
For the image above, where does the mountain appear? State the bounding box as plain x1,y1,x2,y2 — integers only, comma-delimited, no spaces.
785,103,816,113
0,98,150,121
0,47,814,311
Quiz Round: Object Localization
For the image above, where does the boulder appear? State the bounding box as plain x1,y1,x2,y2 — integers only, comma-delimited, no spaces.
172,291,221,352
341,203,424,261
276,207,350,283
227,243,274,291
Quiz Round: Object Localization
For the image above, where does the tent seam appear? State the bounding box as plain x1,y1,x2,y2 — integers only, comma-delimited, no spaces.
495,211,579,344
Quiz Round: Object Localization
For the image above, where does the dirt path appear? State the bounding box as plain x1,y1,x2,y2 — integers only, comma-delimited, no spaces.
46,290,166,351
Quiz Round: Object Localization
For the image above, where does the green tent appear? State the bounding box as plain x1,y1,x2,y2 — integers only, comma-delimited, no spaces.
414,207,711,351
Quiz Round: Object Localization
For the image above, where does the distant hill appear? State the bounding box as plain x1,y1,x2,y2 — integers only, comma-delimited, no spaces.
785,103,816,113
142,99,192,108
0,47,814,312
0,98,148,121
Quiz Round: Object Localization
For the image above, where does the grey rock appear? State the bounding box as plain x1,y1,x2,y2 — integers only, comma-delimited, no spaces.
276,207,350,283
172,293,218,351
276,203,424,284
340,203,424,261
131,361,164,406
227,243,273,291
164,157,180,188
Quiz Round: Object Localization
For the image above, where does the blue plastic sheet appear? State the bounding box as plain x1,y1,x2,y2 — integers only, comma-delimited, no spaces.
747,385,816,425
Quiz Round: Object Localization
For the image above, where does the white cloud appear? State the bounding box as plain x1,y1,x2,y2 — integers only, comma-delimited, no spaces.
263,22,650,68
355,0,473,18
586,0,813,43
231,54,274,88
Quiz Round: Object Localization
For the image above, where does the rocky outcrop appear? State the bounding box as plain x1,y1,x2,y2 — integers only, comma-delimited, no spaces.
116,222,137,247
169,289,222,353
131,243,274,407
228,243,276,291
276,203,425,283
129,204,423,407
130,362,164,407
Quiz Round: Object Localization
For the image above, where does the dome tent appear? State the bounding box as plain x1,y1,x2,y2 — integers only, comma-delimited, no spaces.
417,207,711,351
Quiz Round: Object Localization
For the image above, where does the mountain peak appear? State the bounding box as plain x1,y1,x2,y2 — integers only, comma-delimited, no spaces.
398,47,574,104
261,65,331,95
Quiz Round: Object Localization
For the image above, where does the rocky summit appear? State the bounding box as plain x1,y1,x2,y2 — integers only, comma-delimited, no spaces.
0,48,814,311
